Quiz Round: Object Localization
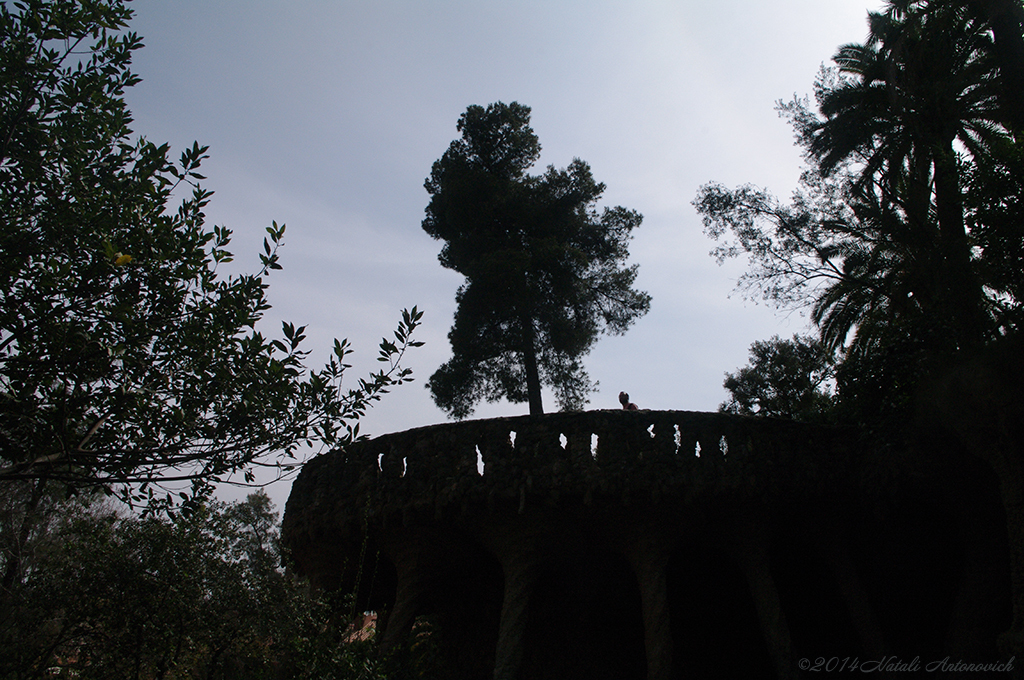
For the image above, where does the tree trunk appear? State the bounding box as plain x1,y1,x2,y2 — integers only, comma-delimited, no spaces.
1,478,47,597
931,144,987,351
520,315,543,415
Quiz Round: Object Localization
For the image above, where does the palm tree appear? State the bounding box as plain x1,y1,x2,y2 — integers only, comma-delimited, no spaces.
803,4,1024,659
799,0,1010,354
965,0,1024,130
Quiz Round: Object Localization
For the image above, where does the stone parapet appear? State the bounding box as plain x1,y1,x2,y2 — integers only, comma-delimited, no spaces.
284,410,852,544
282,410,869,679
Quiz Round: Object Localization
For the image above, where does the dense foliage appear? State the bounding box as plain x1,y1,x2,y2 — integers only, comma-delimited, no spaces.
0,5,426,675
0,490,442,680
719,335,835,421
423,102,651,418
696,0,1023,424
702,3,1024,657
0,0,422,508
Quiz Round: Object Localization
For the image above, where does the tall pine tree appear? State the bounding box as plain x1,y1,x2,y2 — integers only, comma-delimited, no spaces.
423,102,650,418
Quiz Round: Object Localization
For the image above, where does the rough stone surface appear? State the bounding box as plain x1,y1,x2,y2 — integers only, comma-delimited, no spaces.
282,410,1011,680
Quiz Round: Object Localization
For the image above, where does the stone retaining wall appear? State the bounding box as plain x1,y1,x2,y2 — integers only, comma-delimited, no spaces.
282,410,876,680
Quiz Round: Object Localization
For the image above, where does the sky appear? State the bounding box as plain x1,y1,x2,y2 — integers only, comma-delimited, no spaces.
122,0,885,506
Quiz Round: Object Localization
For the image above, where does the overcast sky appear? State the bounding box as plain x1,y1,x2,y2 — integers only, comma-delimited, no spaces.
123,0,884,504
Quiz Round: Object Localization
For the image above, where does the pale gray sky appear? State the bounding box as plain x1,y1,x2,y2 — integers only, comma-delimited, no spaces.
123,0,883,504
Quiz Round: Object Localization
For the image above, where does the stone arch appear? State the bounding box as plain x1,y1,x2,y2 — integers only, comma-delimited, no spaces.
667,534,775,678
520,549,647,680
282,410,1015,677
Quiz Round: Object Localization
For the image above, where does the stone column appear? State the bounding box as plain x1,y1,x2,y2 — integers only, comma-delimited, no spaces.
814,524,886,658
727,512,797,680
493,553,539,680
629,539,674,680
379,549,425,651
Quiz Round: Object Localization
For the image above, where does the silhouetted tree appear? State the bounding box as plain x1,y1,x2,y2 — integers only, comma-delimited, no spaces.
698,1,1024,659
720,335,835,421
964,0,1024,129
423,102,650,418
791,0,1009,353
0,0,422,509
695,0,1022,403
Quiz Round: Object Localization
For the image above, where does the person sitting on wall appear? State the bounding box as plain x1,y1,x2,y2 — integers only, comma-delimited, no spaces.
619,392,639,410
